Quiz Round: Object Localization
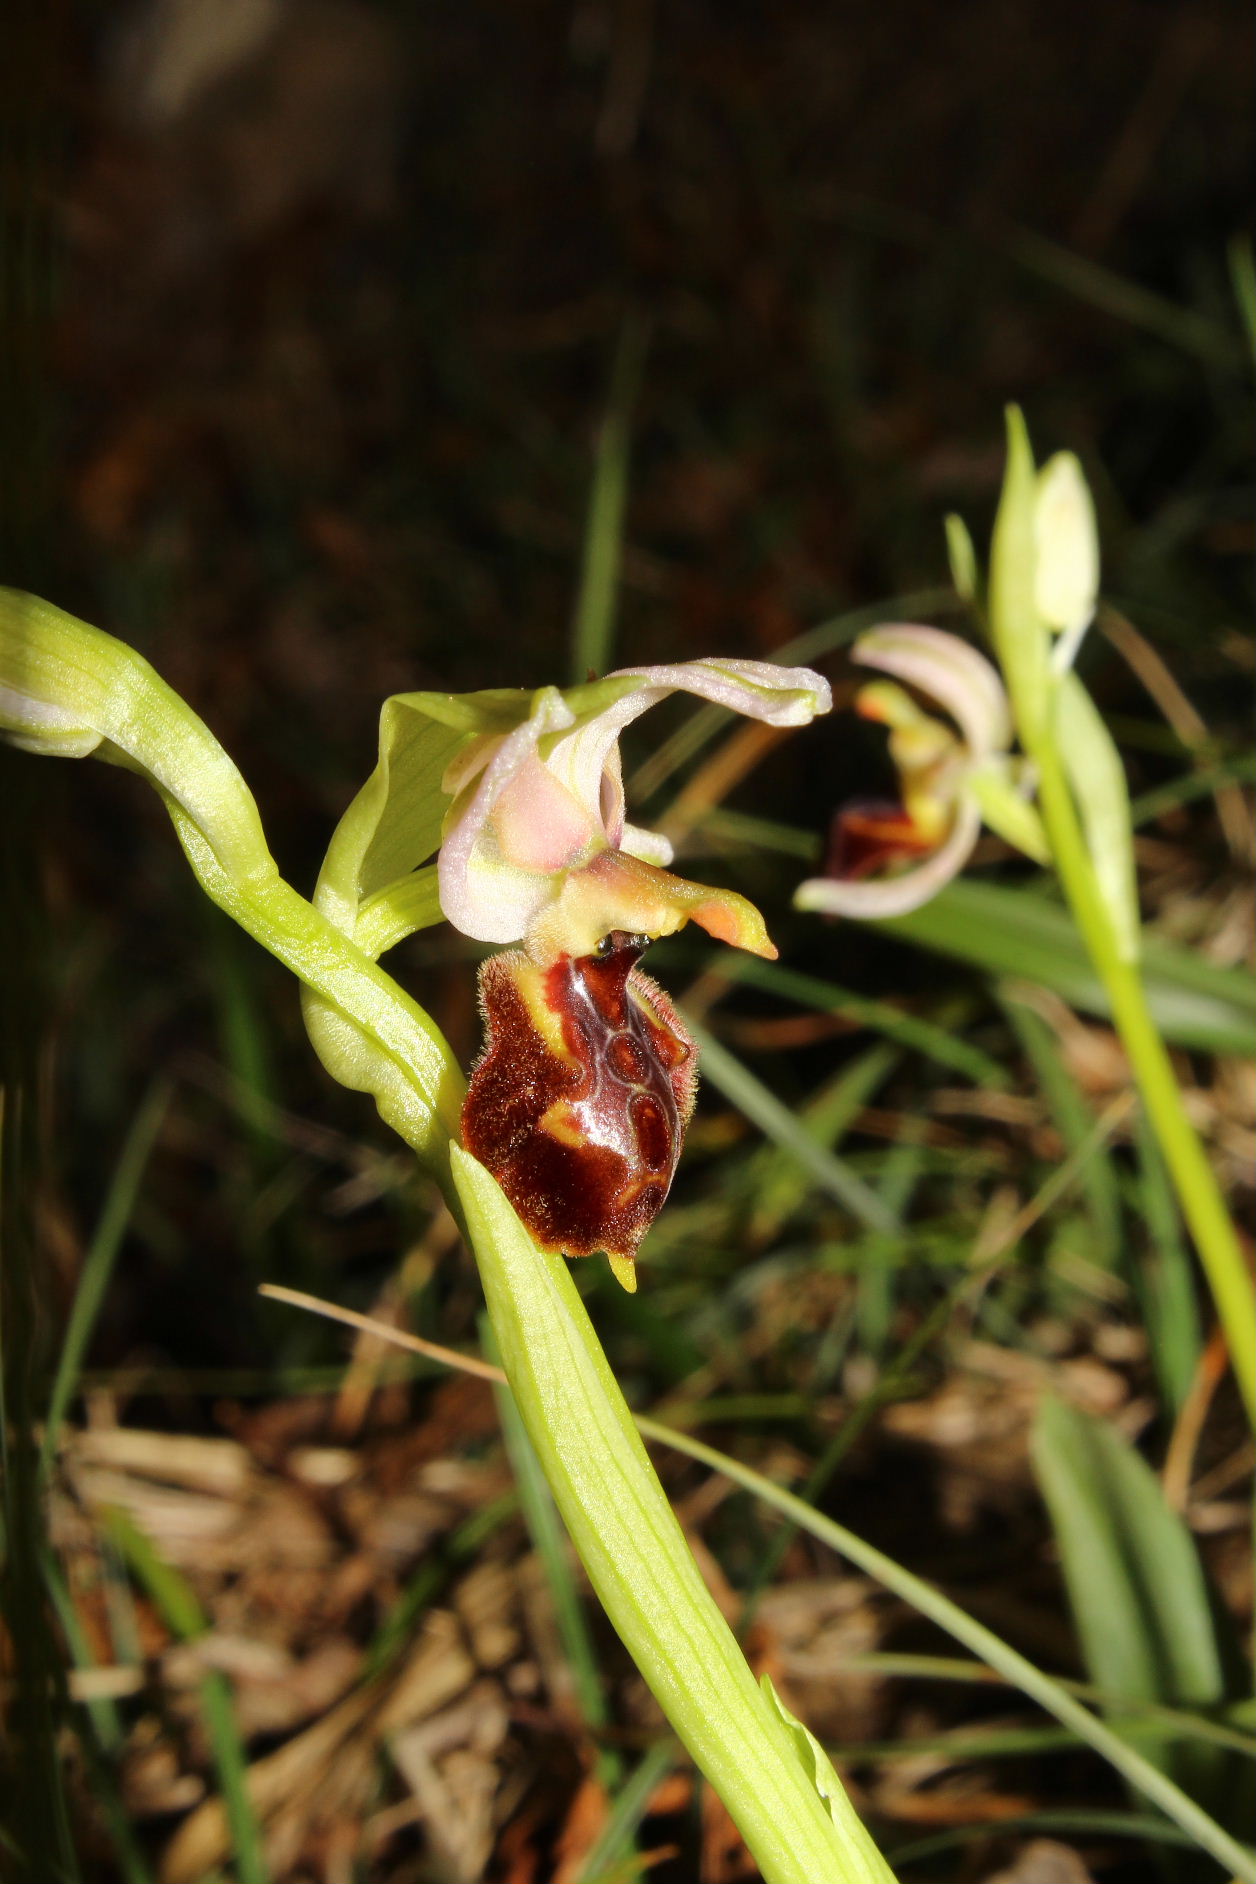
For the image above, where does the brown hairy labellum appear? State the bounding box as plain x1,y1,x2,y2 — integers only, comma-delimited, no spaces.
461,932,697,1282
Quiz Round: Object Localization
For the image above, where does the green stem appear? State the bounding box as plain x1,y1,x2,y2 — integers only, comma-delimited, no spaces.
1034,745,1255,1422
987,412,1251,1419
452,1146,897,1884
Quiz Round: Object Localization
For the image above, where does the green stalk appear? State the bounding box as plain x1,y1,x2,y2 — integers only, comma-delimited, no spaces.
988,413,1254,1424
1032,747,1255,1421
452,1146,897,1884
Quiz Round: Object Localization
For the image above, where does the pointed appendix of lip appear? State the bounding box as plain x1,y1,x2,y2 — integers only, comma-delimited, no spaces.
442,656,833,1288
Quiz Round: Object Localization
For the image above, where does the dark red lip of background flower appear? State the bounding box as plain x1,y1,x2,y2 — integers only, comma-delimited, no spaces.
823,798,940,883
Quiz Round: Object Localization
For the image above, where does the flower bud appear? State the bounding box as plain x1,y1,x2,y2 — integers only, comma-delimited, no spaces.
1033,451,1098,641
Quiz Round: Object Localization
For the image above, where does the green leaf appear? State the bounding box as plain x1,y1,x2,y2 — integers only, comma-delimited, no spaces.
876,878,1255,1055
1054,671,1140,962
1031,1399,1224,1712
1031,1397,1238,1824
450,1145,897,1884
489,1328,617,1783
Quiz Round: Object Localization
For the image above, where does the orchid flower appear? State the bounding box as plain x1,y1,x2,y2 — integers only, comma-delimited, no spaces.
437,658,831,964
299,654,832,1285
433,658,832,1286
794,624,1047,921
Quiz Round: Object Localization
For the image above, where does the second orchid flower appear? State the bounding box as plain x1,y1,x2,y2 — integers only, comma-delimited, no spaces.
795,624,1047,920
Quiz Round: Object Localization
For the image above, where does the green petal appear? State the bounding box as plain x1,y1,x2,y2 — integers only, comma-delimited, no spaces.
313,694,468,950
966,762,1050,864
354,864,444,959
315,676,647,955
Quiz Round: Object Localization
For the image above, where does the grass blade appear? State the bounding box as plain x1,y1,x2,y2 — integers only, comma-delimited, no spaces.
834,1653,1256,1756
684,1021,896,1233
1129,751,1256,828
105,1506,270,1884
889,1808,1203,1867
741,1137,925,1622
727,953,1008,1089
1031,1396,1237,1824
747,1042,901,1242
363,1492,517,1680
40,1081,170,1478
878,878,1256,1054
636,1416,1256,1882
1004,226,1243,366
1229,233,1256,367
1001,990,1122,1271
570,313,649,685
1129,1114,1203,1413
574,1739,678,1883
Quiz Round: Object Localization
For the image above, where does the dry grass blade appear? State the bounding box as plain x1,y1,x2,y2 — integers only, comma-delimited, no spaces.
1101,607,1255,863
258,1284,505,1384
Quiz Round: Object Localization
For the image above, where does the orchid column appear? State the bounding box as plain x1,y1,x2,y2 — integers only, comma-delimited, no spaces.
0,588,896,1884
